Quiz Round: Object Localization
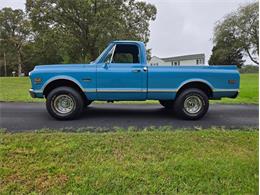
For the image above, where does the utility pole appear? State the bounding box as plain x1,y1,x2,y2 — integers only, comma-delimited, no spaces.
4,51,7,77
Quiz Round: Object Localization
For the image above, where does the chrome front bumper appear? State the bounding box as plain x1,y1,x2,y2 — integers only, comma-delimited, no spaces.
29,89,44,98
29,89,36,98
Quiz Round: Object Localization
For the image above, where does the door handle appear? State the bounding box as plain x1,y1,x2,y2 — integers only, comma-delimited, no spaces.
132,69,141,73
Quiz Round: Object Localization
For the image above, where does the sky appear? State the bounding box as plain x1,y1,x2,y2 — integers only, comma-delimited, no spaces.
0,0,256,64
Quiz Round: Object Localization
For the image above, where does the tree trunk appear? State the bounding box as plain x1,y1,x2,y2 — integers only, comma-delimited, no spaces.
18,51,22,76
4,52,7,77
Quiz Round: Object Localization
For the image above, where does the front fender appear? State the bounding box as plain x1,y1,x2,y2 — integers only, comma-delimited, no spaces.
41,75,86,92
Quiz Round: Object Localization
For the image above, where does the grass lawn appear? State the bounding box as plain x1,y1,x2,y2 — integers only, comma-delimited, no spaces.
0,77,43,102
0,73,258,104
0,128,258,194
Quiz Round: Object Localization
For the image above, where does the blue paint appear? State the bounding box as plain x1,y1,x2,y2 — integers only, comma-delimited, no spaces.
29,40,240,101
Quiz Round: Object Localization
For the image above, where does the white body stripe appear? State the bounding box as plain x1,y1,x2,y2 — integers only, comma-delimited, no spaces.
30,88,239,94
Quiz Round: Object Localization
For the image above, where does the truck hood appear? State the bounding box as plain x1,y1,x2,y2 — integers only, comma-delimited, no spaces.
34,64,90,70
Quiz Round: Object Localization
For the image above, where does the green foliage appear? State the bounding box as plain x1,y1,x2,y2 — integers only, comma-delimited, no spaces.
0,8,31,76
0,74,258,104
1,129,258,194
25,0,156,62
0,1,157,76
239,65,259,74
210,1,259,65
208,31,244,67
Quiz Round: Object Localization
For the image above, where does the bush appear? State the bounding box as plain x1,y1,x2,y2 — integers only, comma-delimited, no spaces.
239,65,259,73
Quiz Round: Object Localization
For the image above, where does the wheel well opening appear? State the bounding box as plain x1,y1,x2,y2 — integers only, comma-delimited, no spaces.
177,82,213,98
43,79,86,99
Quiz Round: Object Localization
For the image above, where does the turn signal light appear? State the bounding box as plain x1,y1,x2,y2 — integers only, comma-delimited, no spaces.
228,80,236,84
34,78,42,84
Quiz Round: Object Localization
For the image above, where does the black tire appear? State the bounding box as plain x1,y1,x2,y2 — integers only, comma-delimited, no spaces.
46,86,84,120
159,100,174,109
84,100,93,107
174,88,209,120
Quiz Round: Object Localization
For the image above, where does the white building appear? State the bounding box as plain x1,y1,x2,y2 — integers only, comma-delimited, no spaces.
149,54,205,66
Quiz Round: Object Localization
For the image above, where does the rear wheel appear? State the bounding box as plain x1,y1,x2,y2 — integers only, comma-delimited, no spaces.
159,100,174,109
174,88,209,120
46,87,84,120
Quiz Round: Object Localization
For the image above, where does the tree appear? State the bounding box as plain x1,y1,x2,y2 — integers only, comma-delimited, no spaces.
26,0,157,62
211,1,259,65
208,31,245,67
0,8,31,76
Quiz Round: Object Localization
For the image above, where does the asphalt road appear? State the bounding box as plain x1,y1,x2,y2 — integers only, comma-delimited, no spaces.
0,102,258,131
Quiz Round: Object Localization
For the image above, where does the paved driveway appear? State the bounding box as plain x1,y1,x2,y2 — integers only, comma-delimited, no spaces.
0,102,258,131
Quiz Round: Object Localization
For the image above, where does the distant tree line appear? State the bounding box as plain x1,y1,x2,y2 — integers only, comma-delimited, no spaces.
0,0,156,76
239,65,259,74
209,1,259,67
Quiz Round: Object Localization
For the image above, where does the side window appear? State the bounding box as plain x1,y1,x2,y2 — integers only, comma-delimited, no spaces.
112,44,140,64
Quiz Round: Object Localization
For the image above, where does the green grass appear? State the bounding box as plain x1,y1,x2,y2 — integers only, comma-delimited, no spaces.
0,77,43,102
0,73,258,104
0,128,258,194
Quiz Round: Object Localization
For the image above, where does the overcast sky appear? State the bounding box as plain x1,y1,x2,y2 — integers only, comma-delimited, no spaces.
0,0,256,64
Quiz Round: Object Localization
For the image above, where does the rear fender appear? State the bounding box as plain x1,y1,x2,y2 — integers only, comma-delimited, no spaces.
177,79,214,92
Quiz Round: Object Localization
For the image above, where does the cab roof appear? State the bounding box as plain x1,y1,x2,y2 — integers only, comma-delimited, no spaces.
111,40,144,45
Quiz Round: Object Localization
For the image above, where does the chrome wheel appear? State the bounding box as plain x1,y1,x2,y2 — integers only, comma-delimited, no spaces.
53,94,75,114
183,95,202,114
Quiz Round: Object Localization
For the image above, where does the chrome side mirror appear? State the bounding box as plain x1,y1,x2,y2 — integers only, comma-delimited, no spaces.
103,62,109,69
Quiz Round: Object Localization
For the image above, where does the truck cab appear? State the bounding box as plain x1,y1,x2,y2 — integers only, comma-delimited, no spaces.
95,41,148,100
29,40,240,120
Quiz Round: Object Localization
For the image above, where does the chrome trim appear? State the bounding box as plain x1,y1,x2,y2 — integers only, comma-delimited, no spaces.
109,45,116,63
177,79,214,92
97,88,145,92
33,86,239,94
94,88,239,93
84,89,96,92
40,76,86,93
148,89,177,92
96,88,178,92
30,89,43,93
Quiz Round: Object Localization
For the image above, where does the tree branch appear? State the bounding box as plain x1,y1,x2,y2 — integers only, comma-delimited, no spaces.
245,48,259,65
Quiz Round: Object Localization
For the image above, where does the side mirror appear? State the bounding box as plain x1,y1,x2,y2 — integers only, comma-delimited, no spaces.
103,62,109,69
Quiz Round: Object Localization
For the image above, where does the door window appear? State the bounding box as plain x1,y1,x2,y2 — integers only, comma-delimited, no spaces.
112,44,140,64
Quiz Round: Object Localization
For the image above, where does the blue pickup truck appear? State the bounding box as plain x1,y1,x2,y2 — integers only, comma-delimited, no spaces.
29,40,240,120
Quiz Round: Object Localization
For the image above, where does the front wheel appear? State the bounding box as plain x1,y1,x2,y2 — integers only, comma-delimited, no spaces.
46,87,84,120
174,88,209,120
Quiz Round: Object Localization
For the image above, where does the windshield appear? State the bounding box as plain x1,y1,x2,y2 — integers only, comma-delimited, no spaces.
94,43,113,64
